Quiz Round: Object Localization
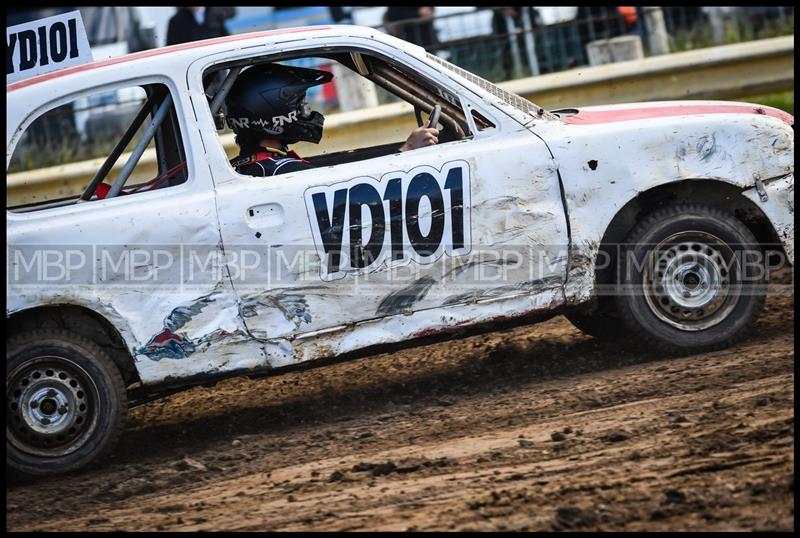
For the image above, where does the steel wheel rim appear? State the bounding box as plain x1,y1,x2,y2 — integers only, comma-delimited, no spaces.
642,231,742,331
7,356,100,457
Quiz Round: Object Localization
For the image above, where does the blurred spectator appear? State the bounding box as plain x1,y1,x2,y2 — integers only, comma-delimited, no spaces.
741,6,793,35
384,6,438,49
329,6,353,24
576,6,628,41
491,7,542,79
617,6,638,31
166,6,236,46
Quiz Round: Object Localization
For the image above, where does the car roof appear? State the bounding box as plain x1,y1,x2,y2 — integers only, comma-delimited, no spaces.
7,25,419,93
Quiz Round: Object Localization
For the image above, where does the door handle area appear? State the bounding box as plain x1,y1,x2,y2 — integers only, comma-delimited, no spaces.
246,203,284,228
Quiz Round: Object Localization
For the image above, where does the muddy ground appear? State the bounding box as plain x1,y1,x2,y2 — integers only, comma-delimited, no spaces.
6,276,794,531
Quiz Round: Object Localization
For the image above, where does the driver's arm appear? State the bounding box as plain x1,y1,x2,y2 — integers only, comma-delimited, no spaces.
399,119,439,152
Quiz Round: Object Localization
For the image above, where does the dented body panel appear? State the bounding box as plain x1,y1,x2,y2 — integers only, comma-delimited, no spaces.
6,26,794,389
529,101,794,302
743,174,794,263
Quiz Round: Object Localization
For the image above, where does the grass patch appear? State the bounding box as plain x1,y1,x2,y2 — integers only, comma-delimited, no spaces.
738,91,794,115
668,11,794,53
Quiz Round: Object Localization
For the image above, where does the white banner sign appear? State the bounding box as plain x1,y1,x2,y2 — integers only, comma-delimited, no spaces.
7,10,92,84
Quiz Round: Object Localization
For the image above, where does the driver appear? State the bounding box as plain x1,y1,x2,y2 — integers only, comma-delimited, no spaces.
224,63,439,177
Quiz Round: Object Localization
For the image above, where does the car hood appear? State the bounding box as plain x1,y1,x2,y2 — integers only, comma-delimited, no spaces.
554,100,793,127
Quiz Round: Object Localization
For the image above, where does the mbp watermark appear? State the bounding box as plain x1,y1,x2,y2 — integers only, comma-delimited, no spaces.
6,242,793,298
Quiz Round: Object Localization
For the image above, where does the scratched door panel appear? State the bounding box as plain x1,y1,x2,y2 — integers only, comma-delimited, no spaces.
212,128,568,349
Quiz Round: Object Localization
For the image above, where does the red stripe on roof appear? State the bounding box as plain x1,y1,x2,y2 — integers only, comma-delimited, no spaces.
7,26,331,92
563,104,794,126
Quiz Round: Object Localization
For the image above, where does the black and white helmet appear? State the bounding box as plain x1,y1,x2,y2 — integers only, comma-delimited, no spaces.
224,63,333,144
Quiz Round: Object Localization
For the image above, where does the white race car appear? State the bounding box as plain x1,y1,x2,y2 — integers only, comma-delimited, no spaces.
6,25,794,477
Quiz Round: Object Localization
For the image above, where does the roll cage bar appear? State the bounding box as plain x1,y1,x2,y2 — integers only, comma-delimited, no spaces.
80,46,473,202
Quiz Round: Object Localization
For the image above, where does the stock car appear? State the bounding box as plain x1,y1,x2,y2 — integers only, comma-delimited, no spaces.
6,25,794,477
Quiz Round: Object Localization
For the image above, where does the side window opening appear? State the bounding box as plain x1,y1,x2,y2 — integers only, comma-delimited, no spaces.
203,49,473,174
7,82,188,213
471,109,496,131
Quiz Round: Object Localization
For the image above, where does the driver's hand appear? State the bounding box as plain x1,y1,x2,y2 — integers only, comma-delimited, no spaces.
399,120,439,152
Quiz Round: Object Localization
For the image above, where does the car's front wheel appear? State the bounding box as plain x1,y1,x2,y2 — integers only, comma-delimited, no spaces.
7,329,128,478
615,204,766,354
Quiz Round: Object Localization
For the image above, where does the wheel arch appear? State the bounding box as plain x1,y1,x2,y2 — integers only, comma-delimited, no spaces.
594,179,784,286
6,304,141,386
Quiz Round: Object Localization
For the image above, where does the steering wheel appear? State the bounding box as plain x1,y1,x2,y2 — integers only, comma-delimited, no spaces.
415,103,442,128
428,104,441,128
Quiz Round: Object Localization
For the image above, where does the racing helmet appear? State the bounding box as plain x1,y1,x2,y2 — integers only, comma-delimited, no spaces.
224,63,334,145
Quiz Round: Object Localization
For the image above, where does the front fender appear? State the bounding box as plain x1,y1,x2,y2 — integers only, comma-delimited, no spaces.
535,109,794,302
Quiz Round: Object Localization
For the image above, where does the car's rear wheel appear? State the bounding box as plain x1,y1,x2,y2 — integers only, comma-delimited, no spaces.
7,329,128,478
615,204,766,354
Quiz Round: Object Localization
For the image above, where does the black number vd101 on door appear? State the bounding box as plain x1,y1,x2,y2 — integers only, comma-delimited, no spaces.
305,160,471,281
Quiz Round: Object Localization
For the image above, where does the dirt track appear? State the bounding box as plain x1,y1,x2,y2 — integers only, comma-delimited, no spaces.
6,277,794,531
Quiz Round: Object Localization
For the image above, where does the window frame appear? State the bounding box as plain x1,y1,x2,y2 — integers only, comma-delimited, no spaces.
190,41,507,183
7,75,194,214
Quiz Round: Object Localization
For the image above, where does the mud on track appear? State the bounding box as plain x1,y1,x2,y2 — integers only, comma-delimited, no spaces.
6,277,794,531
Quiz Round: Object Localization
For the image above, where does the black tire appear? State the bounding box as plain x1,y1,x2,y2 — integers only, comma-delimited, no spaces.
615,204,766,354
565,297,630,340
7,329,128,478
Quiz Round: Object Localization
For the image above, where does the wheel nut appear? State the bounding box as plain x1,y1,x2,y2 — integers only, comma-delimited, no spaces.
58,405,68,414
41,417,51,425
31,400,39,409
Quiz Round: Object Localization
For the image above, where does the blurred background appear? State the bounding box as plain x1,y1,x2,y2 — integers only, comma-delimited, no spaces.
6,6,795,177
